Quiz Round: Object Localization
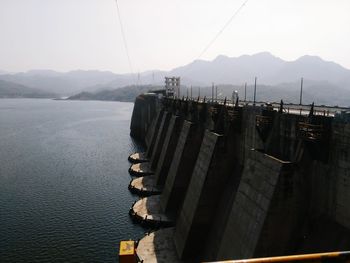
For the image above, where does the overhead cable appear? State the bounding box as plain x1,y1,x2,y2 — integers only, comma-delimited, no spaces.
196,0,249,60
114,0,135,79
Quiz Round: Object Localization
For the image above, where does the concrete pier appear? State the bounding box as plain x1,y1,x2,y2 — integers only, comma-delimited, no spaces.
128,162,154,177
128,176,161,196
160,121,203,215
128,109,164,164
149,111,172,171
217,149,300,260
129,112,171,177
130,93,158,141
128,152,148,163
154,115,184,186
174,130,234,260
145,109,164,158
129,115,185,196
129,120,202,226
136,228,181,263
130,196,173,227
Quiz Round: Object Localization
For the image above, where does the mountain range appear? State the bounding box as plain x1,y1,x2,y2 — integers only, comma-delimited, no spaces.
0,79,55,98
1,52,350,105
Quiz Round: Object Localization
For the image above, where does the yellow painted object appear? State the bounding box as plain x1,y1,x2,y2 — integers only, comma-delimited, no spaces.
207,251,350,263
119,240,136,263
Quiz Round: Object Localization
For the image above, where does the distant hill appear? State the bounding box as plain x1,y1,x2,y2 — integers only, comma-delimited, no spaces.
0,70,119,96
1,52,350,105
67,85,160,102
0,79,56,98
169,52,350,87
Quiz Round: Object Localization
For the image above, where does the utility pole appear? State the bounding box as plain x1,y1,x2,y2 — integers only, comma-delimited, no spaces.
253,77,257,106
198,87,200,98
212,83,214,102
190,86,192,99
244,82,247,102
299,77,303,105
215,86,218,101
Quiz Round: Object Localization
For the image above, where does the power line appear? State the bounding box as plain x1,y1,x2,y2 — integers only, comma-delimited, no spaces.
114,0,135,79
196,0,249,60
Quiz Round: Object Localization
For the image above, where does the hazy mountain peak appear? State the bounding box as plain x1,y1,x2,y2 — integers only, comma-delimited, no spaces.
295,55,324,63
252,51,276,57
213,55,230,61
192,59,209,64
24,69,61,77
236,52,283,61
67,69,115,74
1,52,350,98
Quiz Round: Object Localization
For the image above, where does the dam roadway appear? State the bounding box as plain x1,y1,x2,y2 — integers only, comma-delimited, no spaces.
122,92,350,262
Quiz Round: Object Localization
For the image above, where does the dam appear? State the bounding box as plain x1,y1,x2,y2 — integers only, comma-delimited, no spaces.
120,80,350,262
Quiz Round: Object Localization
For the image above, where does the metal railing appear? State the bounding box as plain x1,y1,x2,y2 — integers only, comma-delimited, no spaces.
164,95,350,117
204,251,350,263
298,122,324,141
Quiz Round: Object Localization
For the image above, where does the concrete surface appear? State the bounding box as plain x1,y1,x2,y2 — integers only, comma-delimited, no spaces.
129,176,162,196
154,115,184,186
131,196,173,226
129,162,154,176
128,152,149,163
129,96,350,262
136,228,181,263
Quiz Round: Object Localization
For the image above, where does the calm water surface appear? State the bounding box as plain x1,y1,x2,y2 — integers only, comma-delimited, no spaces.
0,99,145,262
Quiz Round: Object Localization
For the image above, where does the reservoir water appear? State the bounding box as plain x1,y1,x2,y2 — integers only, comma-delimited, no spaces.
0,99,145,262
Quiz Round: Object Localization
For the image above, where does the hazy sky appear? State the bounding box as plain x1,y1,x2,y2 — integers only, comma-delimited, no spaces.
1,0,349,73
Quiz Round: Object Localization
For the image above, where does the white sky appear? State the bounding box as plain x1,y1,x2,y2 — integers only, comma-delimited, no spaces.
0,0,349,73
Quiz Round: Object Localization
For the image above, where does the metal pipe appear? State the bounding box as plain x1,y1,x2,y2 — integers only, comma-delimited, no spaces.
299,77,303,105
212,83,214,102
253,77,257,106
205,251,350,263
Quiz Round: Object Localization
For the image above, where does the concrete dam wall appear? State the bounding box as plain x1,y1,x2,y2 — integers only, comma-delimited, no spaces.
127,94,350,262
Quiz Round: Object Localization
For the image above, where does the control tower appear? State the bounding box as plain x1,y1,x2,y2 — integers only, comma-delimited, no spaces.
165,77,180,98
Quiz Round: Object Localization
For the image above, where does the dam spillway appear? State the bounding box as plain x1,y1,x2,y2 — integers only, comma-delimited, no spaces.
123,92,350,262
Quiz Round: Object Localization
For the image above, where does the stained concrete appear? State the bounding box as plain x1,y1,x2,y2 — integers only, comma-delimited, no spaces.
129,96,350,262
202,119,244,260
136,228,181,263
131,196,173,226
128,152,148,163
150,112,172,170
160,121,203,215
174,130,234,260
129,176,161,196
130,121,201,228
146,109,164,158
326,123,350,229
129,162,154,177
130,94,158,141
217,149,301,260
154,115,184,186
